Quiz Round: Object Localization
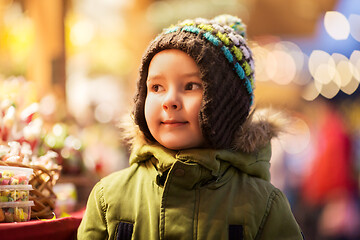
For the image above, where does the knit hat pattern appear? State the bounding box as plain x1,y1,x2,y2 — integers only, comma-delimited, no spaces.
133,14,255,149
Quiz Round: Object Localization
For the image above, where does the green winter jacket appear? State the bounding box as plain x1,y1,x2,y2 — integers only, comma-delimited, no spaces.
77,142,303,240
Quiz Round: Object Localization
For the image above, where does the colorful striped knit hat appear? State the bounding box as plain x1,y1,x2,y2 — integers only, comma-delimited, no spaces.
133,14,255,149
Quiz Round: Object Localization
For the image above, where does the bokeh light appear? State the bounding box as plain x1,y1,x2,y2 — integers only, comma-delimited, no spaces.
253,41,304,85
94,103,114,124
314,63,336,85
268,50,296,85
252,44,270,82
324,11,350,40
319,81,340,99
280,117,311,155
349,14,360,42
302,81,320,101
350,50,360,81
332,53,351,87
70,19,95,46
308,50,336,84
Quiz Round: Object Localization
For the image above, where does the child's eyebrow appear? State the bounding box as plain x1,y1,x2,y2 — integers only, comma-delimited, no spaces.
147,72,201,81
181,72,201,78
147,74,164,82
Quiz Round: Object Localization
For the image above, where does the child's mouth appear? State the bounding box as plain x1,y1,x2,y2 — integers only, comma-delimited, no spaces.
161,120,188,127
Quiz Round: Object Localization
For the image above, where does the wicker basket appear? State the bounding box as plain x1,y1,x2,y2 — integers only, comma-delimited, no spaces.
0,161,61,219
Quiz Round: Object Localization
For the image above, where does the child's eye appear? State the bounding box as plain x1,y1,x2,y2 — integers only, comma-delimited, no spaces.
185,82,202,91
150,84,164,92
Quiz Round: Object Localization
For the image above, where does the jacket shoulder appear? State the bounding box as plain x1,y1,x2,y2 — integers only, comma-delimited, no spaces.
234,174,303,239
236,170,278,200
101,164,139,187
99,161,156,204
255,187,303,239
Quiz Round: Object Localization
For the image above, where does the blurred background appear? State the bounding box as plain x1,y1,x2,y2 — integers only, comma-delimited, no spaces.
0,0,359,239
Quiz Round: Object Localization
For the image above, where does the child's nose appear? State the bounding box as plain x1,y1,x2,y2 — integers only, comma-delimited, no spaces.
162,90,181,111
163,103,178,110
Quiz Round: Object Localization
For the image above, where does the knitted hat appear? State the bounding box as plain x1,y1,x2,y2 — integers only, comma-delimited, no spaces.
133,14,255,149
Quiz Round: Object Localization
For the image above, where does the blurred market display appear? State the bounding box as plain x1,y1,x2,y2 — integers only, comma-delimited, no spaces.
0,0,360,238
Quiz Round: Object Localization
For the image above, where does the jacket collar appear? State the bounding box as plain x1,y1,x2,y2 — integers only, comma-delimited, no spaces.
129,142,271,181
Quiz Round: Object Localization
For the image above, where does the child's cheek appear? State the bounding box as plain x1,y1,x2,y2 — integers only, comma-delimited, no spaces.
145,95,160,123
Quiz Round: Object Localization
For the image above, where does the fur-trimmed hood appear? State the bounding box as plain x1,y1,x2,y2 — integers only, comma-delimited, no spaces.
119,108,286,154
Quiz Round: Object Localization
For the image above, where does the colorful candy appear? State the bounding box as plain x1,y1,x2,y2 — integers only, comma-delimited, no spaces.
14,207,27,222
0,166,34,222
0,186,31,202
2,170,14,179
0,209,4,222
0,196,8,202
0,201,34,222
4,211,14,222
1,189,10,199
0,166,32,185
0,175,28,185
0,178,10,185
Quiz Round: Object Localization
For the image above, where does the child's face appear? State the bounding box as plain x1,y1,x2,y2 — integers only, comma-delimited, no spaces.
145,49,206,150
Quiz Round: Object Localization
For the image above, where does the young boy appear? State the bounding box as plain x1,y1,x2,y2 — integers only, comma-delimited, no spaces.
77,15,303,239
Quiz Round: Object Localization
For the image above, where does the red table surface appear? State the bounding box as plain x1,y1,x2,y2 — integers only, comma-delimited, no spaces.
0,210,84,240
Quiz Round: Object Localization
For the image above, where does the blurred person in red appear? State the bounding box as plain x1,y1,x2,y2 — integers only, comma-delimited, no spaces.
302,101,360,240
